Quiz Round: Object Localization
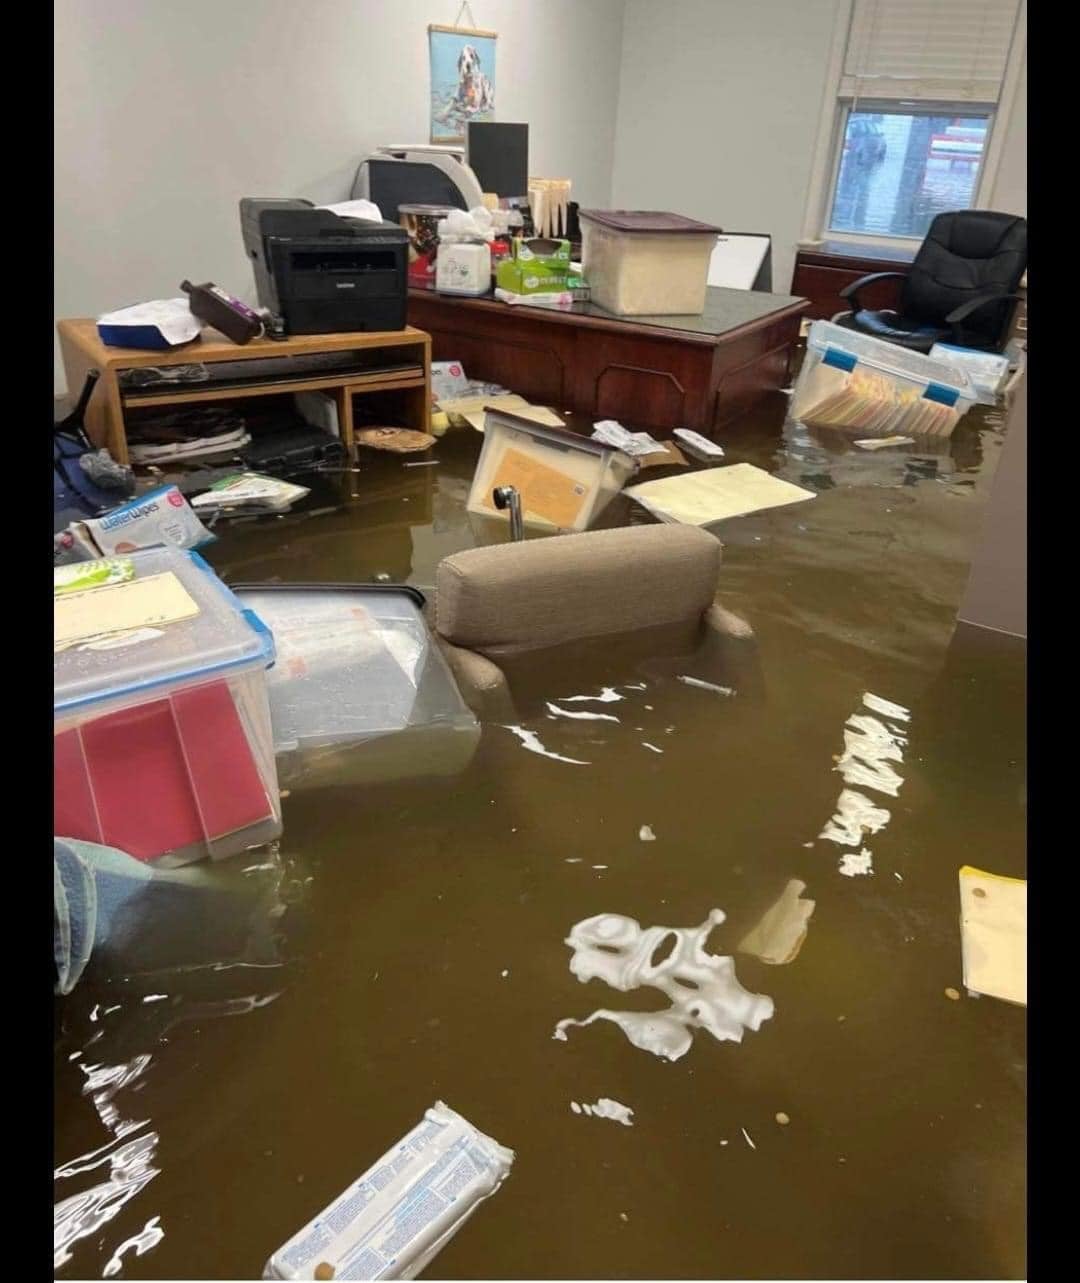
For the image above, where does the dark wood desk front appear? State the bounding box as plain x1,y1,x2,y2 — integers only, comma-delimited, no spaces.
408,286,809,437
791,240,917,321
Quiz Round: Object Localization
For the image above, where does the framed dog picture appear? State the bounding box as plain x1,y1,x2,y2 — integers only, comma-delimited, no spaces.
429,23,496,144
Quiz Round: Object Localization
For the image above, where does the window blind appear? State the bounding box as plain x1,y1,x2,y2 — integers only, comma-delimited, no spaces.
841,0,1022,102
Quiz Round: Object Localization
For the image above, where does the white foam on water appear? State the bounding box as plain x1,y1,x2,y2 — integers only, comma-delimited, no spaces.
553,909,774,1062
570,1098,635,1127
839,849,874,877
820,790,891,845
503,725,590,765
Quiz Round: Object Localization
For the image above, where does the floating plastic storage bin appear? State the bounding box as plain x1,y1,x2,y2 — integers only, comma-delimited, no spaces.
791,320,977,438
54,548,281,866
467,409,637,533
579,210,721,316
233,584,480,789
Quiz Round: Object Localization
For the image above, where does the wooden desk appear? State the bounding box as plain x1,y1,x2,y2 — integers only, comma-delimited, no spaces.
56,321,432,466
791,240,916,321
407,286,808,437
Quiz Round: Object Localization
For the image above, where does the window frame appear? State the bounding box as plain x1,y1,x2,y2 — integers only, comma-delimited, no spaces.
823,98,998,243
800,0,1026,253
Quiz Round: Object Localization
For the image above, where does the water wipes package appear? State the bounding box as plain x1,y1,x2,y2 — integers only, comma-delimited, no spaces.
263,1102,514,1280
80,486,215,555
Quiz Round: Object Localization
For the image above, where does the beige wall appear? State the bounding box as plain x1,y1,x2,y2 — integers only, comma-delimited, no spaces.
53,0,626,390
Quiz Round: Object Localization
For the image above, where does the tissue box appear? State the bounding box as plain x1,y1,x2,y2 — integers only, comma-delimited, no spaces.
496,238,571,295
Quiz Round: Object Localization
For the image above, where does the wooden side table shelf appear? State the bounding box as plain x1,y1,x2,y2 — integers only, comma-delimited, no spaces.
56,321,432,466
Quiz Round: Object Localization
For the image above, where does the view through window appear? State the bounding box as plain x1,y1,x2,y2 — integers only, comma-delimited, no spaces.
828,110,990,239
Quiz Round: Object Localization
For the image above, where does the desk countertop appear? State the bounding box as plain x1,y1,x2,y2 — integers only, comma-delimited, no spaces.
56,319,430,369
409,285,808,343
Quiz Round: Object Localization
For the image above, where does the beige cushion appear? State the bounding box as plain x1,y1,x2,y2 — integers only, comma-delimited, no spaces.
435,525,721,656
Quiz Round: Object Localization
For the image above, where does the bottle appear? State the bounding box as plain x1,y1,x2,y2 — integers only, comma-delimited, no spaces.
180,280,263,345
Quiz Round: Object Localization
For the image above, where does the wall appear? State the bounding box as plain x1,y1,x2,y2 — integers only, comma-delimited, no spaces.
610,0,1027,294
53,0,626,390
958,378,1027,638
610,0,843,298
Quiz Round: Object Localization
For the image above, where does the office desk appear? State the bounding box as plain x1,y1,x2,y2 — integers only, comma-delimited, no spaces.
408,286,809,436
791,241,917,320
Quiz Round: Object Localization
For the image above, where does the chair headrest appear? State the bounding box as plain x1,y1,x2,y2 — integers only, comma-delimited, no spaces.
435,524,722,656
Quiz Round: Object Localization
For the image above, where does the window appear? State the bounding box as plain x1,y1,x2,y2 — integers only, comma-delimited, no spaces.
810,0,1023,243
829,107,990,238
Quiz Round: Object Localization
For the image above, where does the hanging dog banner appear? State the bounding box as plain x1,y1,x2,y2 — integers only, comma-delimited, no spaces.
429,4,496,145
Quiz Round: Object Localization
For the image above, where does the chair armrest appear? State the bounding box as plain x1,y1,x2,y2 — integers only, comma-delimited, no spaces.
838,271,907,310
945,291,1023,325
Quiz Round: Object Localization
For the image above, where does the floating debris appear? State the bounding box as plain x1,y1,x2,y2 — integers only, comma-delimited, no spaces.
945,986,961,1001
639,825,657,842
677,675,734,696
741,1127,756,1150
738,880,815,964
775,1112,790,1126
642,742,664,754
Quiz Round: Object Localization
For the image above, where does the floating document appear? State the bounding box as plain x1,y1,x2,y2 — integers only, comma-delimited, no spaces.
627,463,815,526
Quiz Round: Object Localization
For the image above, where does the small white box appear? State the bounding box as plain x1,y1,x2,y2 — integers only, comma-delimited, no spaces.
293,391,340,438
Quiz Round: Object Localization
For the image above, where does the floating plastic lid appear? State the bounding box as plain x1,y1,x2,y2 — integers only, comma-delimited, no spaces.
578,210,723,235
55,548,274,717
232,584,477,752
806,319,977,406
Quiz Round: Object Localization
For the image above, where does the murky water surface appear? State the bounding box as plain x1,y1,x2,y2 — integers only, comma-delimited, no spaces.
54,392,1026,1280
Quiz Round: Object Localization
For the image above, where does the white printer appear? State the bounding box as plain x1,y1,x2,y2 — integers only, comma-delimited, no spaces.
351,144,484,224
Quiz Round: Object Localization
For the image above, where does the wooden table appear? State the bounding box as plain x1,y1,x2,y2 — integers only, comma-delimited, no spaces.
408,286,808,437
56,320,432,466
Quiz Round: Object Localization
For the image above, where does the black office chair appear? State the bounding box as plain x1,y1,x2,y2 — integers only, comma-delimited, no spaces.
833,210,1028,354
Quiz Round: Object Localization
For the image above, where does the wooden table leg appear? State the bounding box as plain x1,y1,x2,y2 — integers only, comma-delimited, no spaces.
336,385,357,464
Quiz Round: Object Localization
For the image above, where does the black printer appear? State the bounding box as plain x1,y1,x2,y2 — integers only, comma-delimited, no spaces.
240,198,409,335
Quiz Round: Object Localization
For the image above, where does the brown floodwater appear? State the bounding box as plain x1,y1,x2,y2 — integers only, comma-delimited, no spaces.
53,388,1026,1280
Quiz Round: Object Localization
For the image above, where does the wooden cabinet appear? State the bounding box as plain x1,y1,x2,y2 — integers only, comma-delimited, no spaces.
791,241,916,321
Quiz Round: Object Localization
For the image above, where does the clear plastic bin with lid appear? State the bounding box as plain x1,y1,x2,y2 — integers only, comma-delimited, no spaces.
791,320,978,437
54,548,281,865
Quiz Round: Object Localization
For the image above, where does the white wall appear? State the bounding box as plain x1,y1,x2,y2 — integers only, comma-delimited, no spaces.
53,0,625,390
610,0,1027,295
611,0,843,297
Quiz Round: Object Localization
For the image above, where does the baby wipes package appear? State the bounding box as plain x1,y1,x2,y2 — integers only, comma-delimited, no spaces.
263,1102,514,1280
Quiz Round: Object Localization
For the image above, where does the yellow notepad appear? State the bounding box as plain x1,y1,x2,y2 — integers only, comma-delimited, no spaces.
627,463,815,526
959,866,1026,1006
54,572,200,647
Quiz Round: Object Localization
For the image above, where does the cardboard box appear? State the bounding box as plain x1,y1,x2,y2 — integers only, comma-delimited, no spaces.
495,238,571,295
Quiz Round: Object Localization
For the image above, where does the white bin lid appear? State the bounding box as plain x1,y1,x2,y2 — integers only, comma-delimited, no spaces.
807,320,977,405
54,548,274,717
234,585,477,752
